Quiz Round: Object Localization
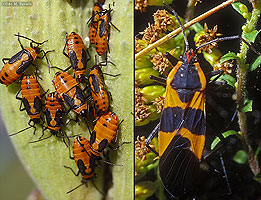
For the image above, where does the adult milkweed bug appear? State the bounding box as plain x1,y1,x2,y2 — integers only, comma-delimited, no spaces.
95,5,120,56
64,136,96,194
0,33,51,85
10,75,46,136
89,112,129,156
87,2,103,44
143,3,261,198
62,32,91,83
53,71,88,119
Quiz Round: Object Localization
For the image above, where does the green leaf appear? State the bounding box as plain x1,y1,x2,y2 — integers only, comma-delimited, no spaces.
211,130,238,150
249,55,261,71
244,30,259,43
215,74,236,87
0,1,133,200
232,2,246,17
233,150,248,164
220,52,239,64
241,99,253,112
254,144,261,160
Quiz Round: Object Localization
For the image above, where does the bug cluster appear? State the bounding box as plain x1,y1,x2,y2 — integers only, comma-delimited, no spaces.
0,1,126,194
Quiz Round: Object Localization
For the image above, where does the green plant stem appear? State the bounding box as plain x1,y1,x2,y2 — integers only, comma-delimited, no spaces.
237,6,260,176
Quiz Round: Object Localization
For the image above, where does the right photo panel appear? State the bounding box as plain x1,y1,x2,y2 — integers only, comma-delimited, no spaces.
135,0,261,199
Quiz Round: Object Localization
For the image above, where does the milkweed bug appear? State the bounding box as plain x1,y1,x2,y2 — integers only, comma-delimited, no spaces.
89,112,129,156
62,32,91,83
144,4,261,198
53,71,88,119
0,33,51,85
88,64,111,119
29,92,75,146
10,75,46,136
95,5,120,56
87,2,103,44
64,136,96,194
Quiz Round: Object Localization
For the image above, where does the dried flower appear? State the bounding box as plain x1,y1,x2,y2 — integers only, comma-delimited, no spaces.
135,37,142,54
214,60,234,74
153,96,165,113
135,136,155,162
196,23,223,54
151,51,171,74
135,85,150,121
154,10,176,32
140,23,160,44
135,0,148,13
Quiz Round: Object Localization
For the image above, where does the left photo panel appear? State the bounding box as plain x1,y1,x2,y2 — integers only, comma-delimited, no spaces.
0,1,134,200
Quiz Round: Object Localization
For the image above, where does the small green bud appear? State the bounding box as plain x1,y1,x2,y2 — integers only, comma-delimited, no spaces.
135,55,153,69
135,68,160,86
140,85,165,102
135,181,155,200
135,105,161,126
242,25,249,33
239,4,248,13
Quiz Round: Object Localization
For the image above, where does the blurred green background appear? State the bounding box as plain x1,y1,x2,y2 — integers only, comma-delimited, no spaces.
0,114,34,200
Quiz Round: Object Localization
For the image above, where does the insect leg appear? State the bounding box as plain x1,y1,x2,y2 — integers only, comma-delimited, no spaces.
145,122,160,156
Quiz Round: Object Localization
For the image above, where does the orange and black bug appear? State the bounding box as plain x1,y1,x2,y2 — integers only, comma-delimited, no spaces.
29,92,72,146
89,112,129,156
0,33,51,85
89,112,119,156
53,71,88,118
64,136,96,194
143,4,261,197
87,2,103,44
10,75,45,136
62,32,91,83
88,64,110,118
144,4,208,198
95,6,120,56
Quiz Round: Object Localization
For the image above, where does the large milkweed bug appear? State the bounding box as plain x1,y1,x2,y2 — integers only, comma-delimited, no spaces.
87,2,104,44
143,3,261,198
89,112,129,156
62,32,91,83
64,136,96,194
29,92,74,146
53,71,88,119
95,5,120,56
0,33,51,85
10,75,46,136
88,64,111,119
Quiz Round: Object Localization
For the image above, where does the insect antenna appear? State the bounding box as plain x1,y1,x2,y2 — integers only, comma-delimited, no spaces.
9,126,34,136
163,3,189,52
